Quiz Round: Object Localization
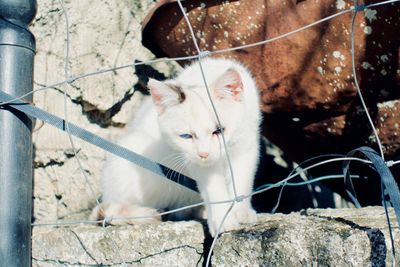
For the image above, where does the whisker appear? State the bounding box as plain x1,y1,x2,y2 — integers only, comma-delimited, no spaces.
174,158,190,189
159,153,189,194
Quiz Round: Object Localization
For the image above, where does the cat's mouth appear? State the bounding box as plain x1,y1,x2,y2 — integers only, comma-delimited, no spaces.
192,157,216,167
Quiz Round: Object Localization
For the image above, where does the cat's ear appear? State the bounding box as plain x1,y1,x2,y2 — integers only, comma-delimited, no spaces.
147,79,185,114
213,68,243,101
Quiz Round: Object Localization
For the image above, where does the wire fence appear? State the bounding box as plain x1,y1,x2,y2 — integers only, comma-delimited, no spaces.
1,0,400,265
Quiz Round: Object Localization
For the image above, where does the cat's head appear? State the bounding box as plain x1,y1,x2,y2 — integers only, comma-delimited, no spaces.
147,63,246,166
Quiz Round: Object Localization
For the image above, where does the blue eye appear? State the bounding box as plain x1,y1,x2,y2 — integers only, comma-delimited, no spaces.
179,134,193,139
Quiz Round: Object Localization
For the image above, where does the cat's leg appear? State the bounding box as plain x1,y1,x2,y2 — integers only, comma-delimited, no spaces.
228,145,259,224
196,173,241,236
90,202,161,225
96,148,163,225
193,205,207,220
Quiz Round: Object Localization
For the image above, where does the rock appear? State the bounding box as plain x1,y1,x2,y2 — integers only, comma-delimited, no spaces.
32,221,205,266
213,207,399,266
32,207,400,266
141,0,400,162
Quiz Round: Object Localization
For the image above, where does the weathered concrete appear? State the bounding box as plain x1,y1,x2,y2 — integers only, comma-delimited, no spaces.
32,207,400,266
32,221,205,266
213,207,400,266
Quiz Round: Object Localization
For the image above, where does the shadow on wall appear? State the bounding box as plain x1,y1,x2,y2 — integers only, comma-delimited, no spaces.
252,138,337,213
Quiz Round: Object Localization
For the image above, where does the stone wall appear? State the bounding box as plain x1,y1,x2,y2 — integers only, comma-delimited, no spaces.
32,207,400,266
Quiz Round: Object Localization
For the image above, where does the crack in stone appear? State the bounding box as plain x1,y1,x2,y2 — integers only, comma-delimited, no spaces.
34,62,170,129
70,89,133,128
35,81,131,128
231,247,241,257
32,257,101,267
127,244,203,265
33,244,203,266
34,150,78,168
67,61,169,128
34,158,66,168
69,229,100,265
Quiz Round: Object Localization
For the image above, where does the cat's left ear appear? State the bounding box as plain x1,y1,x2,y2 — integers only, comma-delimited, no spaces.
213,68,243,101
148,79,185,114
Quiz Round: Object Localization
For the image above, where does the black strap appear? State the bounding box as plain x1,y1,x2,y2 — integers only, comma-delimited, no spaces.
343,146,400,228
0,91,199,193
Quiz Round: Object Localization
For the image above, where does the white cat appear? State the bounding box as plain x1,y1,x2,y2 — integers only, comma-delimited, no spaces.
91,58,262,236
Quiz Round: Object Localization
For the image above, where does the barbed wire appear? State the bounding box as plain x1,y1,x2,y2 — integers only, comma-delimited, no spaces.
6,0,398,265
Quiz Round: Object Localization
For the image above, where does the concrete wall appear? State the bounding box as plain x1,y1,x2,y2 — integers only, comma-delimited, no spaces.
32,207,400,266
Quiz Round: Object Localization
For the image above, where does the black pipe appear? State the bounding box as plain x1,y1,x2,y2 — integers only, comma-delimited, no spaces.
0,0,37,266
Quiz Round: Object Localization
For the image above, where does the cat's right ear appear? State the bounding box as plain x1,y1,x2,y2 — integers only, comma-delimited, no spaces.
148,79,185,114
213,68,243,101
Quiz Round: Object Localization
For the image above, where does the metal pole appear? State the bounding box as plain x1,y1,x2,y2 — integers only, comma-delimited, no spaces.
0,0,37,266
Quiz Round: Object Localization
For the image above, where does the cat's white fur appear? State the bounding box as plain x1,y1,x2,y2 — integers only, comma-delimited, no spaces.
91,58,261,236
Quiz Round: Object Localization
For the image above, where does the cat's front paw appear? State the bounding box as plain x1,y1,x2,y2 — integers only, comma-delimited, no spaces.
90,203,161,225
207,206,258,236
208,213,240,237
233,206,258,224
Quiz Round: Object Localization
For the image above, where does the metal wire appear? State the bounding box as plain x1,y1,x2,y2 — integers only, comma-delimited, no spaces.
21,0,400,265
57,0,126,264
176,0,240,200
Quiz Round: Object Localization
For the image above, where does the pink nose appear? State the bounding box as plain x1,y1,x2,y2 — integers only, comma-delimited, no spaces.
199,152,209,159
